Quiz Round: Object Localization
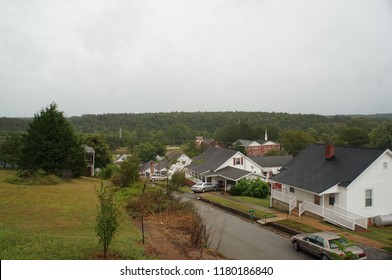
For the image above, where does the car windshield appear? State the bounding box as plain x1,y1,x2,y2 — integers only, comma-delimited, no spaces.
329,238,348,249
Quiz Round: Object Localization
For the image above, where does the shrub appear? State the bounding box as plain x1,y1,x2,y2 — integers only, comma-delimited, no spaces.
230,178,269,199
100,164,119,180
5,169,62,185
111,158,139,187
95,183,120,259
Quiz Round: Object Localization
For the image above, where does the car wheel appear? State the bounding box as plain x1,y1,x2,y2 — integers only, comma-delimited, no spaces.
293,241,300,251
151,178,155,181
202,188,205,193
213,187,217,191
321,254,330,260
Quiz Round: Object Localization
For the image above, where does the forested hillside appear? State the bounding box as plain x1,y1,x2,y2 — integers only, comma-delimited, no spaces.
1,112,392,153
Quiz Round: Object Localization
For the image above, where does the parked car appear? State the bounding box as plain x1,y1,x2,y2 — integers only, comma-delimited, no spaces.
149,173,167,181
290,231,367,260
191,182,216,193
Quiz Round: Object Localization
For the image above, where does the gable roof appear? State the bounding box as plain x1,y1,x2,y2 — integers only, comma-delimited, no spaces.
249,155,293,167
270,144,386,194
156,152,184,170
236,139,279,147
140,160,156,171
236,139,256,147
213,166,253,181
186,147,238,174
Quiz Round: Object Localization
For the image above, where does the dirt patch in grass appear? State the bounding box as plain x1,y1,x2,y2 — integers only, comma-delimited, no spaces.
136,215,227,260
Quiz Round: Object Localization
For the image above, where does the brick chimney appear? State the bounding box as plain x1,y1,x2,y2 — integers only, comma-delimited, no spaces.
150,161,155,174
325,143,335,160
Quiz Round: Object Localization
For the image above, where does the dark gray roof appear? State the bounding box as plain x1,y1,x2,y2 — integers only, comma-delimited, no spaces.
270,144,386,194
156,152,183,170
214,166,252,181
236,139,254,147
249,155,293,167
140,160,156,171
186,147,238,173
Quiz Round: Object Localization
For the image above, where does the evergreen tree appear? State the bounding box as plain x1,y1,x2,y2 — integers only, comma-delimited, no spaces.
19,103,85,177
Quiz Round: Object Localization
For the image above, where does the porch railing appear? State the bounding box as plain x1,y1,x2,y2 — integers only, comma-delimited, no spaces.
298,201,367,231
273,191,367,231
271,189,296,214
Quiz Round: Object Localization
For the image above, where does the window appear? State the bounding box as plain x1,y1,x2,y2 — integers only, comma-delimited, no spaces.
289,187,295,193
383,162,388,169
315,236,324,247
365,189,373,207
329,195,335,206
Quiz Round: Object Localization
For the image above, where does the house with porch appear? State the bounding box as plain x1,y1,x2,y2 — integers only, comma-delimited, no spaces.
186,147,266,191
269,143,392,231
156,152,192,179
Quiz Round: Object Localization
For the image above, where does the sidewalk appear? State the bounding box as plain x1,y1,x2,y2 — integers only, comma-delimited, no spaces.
203,192,388,250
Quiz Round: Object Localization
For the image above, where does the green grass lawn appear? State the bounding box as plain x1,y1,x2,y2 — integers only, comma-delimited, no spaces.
202,193,275,219
0,169,145,260
229,195,272,208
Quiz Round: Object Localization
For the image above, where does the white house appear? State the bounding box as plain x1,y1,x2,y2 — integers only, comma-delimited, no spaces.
269,143,392,231
186,147,266,191
156,152,192,179
248,155,293,178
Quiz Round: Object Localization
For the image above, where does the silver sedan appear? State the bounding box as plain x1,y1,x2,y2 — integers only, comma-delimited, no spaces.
191,182,216,193
290,231,367,260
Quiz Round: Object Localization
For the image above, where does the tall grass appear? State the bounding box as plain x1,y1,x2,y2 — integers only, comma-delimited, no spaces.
0,169,146,260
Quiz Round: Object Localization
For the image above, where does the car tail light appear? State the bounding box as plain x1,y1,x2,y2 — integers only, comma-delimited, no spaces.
358,252,366,258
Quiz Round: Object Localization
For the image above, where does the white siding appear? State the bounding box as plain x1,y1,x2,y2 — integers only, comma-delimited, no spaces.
346,152,392,217
217,152,263,175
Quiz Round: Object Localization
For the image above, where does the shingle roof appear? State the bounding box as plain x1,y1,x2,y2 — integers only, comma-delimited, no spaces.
186,147,238,173
270,144,386,194
213,166,252,181
249,155,293,167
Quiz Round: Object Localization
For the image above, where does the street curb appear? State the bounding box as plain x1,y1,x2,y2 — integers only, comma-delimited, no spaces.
198,196,302,236
198,196,261,221
267,222,302,236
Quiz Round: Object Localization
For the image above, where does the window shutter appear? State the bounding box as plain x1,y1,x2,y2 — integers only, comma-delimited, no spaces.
233,158,236,166
241,157,244,165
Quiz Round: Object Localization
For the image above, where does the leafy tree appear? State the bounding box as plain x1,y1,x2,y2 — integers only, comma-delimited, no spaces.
167,124,193,145
182,141,205,158
214,124,240,143
111,156,140,187
167,171,185,195
0,132,23,168
232,140,246,154
133,141,166,162
281,129,314,156
337,127,370,146
370,123,392,148
19,103,85,177
84,134,112,168
95,183,120,259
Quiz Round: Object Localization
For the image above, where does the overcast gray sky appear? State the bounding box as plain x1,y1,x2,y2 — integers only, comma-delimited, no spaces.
1,0,392,117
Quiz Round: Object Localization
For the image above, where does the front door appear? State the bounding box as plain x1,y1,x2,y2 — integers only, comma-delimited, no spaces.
314,195,320,205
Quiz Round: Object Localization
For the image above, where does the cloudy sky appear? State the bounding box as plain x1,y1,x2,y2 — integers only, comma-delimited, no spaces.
1,0,392,117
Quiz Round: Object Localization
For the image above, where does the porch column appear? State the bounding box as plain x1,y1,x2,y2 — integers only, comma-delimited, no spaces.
321,194,324,217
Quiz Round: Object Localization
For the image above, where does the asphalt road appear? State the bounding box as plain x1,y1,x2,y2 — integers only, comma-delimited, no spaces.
182,193,392,260
182,193,312,260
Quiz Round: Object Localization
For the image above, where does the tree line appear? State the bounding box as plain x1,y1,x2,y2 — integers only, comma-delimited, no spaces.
1,110,392,166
